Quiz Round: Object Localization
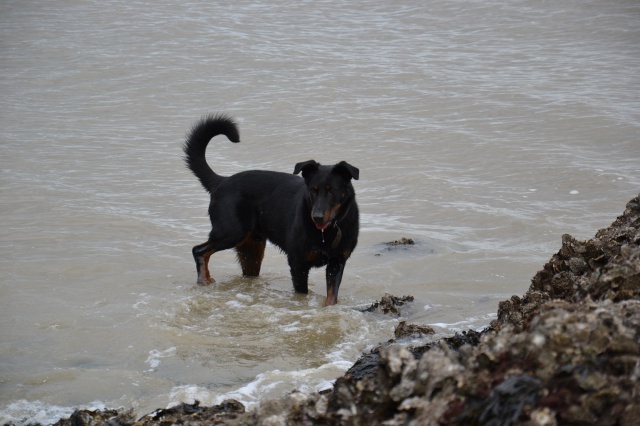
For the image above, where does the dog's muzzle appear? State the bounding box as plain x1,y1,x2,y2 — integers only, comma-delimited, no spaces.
312,211,330,230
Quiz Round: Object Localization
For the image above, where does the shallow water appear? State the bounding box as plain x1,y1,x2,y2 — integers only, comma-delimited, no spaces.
1,0,639,423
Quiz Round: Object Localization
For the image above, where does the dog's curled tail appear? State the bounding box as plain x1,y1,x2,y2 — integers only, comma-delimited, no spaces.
183,114,240,193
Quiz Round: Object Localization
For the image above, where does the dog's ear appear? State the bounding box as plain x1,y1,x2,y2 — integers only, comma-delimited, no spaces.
293,160,319,179
334,161,359,181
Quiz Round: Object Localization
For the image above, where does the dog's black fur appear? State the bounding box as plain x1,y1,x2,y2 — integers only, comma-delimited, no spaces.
183,114,359,306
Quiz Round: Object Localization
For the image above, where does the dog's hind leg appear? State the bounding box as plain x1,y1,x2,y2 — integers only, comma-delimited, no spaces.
192,241,217,285
235,233,266,277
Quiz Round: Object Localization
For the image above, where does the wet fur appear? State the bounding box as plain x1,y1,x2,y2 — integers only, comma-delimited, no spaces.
183,114,359,306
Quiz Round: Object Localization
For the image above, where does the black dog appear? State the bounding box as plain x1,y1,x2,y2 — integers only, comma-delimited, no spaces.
183,114,359,306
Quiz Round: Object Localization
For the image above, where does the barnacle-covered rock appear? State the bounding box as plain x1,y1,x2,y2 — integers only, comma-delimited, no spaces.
394,321,435,339
135,400,245,425
497,194,640,330
53,408,135,426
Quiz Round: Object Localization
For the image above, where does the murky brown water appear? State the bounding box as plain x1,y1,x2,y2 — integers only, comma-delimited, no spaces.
1,0,639,423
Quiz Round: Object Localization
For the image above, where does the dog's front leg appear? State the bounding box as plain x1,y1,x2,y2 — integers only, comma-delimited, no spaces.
289,258,310,294
325,260,345,306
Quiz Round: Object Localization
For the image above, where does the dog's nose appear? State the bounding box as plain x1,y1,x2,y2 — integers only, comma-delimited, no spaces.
312,213,325,223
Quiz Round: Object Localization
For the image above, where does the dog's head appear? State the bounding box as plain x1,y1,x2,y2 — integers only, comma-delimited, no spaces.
293,160,359,231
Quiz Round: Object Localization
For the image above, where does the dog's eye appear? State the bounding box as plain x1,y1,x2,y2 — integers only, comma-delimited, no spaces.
312,185,319,194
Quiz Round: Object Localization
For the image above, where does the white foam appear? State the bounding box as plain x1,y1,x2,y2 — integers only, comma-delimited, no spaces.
167,361,352,410
225,300,245,308
145,347,177,372
168,385,218,408
132,293,150,309
281,321,301,332
235,293,254,303
423,303,443,311
430,312,496,332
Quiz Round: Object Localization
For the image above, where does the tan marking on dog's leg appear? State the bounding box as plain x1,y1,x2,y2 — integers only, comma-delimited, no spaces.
198,250,214,285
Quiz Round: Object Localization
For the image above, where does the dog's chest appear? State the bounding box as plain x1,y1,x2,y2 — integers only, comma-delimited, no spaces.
319,226,342,249
304,229,346,266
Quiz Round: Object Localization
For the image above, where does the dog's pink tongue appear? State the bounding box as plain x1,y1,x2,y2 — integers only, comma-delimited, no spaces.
316,223,329,231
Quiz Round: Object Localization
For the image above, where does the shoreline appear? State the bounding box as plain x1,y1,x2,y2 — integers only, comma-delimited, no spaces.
38,193,640,425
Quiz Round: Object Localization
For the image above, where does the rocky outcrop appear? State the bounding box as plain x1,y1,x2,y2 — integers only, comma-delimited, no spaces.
495,195,640,331
51,194,640,426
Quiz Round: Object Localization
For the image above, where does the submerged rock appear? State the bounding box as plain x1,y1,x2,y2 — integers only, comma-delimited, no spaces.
375,237,417,256
394,321,434,339
385,237,415,247
360,293,415,316
50,194,640,425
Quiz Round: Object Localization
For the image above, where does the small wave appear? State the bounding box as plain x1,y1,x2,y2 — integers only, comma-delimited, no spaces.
167,360,354,410
0,399,106,426
145,347,177,372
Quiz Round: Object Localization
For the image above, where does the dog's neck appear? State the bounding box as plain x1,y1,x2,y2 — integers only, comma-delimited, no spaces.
320,203,351,248
320,225,342,249
334,202,352,226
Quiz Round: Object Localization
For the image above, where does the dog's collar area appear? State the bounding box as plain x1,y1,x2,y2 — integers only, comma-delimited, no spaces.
331,223,342,249
320,204,351,250
320,222,342,249
318,203,350,247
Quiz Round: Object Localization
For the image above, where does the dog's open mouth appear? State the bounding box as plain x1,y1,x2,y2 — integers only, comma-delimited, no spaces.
315,222,330,231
